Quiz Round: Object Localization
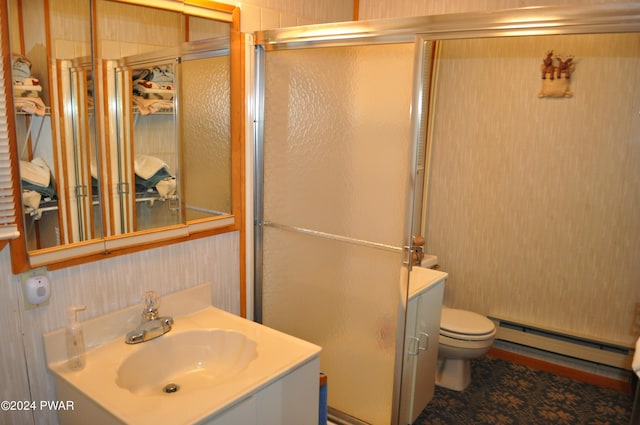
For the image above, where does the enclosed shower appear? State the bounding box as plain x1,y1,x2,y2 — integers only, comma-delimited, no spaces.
253,36,432,424
252,4,639,425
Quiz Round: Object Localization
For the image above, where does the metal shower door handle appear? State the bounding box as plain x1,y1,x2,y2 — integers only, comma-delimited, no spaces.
418,332,429,351
408,336,420,355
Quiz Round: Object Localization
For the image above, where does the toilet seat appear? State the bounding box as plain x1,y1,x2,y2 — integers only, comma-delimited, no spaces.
440,308,496,341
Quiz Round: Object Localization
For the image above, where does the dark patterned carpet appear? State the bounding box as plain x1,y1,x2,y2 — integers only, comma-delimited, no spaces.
415,356,633,425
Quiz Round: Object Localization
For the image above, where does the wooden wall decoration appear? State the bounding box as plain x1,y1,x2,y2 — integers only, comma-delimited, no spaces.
538,50,575,98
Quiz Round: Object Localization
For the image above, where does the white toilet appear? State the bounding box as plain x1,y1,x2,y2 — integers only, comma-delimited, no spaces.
436,306,496,391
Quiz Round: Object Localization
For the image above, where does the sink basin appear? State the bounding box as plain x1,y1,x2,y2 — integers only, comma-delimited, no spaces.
43,284,321,425
116,329,257,395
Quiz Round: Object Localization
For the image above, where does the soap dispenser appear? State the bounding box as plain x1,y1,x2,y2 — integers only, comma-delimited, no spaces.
66,306,87,371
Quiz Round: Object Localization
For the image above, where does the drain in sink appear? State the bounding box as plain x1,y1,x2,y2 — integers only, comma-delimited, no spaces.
163,383,180,394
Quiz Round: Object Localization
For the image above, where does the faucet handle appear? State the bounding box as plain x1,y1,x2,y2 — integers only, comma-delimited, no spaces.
142,291,160,319
143,290,159,309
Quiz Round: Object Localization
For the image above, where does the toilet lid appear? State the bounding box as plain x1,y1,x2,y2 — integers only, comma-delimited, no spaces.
440,308,495,336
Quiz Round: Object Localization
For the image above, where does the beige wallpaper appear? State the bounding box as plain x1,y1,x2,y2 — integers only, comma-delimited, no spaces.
424,33,640,347
236,0,353,32
358,0,637,20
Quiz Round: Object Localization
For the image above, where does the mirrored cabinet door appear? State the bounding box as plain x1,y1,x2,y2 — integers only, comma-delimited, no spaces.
12,2,57,250
8,0,100,253
181,47,231,221
110,58,181,234
97,0,234,237
6,0,242,271
59,57,101,243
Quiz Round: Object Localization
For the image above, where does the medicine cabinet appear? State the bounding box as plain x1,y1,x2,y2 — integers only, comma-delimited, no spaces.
5,0,243,271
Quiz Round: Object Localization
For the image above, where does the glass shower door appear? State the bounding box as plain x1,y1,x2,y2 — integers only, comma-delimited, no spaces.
257,42,419,424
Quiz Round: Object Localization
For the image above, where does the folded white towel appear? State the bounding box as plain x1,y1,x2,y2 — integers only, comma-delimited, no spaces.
14,80,43,98
633,336,640,377
20,157,51,188
133,96,173,115
134,154,170,181
15,77,41,87
14,97,46,115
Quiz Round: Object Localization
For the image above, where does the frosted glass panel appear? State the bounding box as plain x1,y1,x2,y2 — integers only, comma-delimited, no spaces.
263,44,415,247
261,43,415,424
263,227,403,424
181,54,231,219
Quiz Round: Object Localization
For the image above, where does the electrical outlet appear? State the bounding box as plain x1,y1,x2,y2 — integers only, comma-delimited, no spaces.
20,267,50,310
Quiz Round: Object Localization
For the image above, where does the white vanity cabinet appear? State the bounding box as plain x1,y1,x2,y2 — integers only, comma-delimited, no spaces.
399,267,446,425
203,357,319,425
44,283,322,425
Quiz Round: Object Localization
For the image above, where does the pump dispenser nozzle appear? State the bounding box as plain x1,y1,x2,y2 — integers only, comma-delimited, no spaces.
66,305,87,370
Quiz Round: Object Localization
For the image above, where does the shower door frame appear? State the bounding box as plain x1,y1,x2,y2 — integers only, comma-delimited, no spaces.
253,35,429,425
252,4,640,424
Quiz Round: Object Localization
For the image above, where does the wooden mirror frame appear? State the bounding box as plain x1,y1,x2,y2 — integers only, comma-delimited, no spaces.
7,0,244,272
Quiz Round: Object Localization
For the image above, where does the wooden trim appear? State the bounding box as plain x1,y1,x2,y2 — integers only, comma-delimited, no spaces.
7,1,245,275
55,59,73,245
44,0,67,246
185,14,190,42
230,6,246,318
488,347,633,394
93,0,109,240
2,1,29,273
108,0,182,14
353,0,359,21
46,227,239,270
16,0,25,53
101,57,115,237
184,0,235,15
127,69,137,233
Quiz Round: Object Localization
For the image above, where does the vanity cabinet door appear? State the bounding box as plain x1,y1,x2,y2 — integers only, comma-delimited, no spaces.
205,396,257,425
401,279,444,424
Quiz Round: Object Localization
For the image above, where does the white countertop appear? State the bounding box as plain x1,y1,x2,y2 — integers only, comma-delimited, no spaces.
43,283,321,425
408,266,448,298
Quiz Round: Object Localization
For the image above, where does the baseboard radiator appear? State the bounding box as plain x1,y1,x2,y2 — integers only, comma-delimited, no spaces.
490,316,635,370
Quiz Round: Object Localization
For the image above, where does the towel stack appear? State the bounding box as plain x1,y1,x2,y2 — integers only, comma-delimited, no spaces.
20,157,57,219
132,65,174,115
12,55,46,116
132,65,174,100
134,154,176,200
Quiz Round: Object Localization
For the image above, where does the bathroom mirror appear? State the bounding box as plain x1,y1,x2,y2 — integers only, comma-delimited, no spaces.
98,0,236,242
110,58,181,235
180,42,232,221
7,0,242,271
62,56,102,243
7,0,101,263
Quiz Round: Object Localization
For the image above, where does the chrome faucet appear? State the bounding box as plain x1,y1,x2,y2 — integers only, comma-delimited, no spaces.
125,291,174,344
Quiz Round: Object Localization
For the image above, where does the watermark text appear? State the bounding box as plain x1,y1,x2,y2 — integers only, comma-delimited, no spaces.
1,400,75,411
